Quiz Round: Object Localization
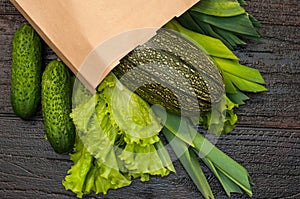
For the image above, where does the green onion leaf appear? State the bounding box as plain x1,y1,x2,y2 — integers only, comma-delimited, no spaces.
201,157,243,197
153,107,253,197
163,128,214,199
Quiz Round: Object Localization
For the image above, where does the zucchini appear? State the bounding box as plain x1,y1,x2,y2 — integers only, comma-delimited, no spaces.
11,24,42,119
113,29,224,116
41,60,75,154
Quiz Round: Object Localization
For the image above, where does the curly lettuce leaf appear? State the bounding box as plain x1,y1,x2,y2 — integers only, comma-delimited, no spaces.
101,75,173,179
100,75,162,146
62,134,94,198
64,73,174,197
196,95,238,135
119,142,173,182
62,134,131,198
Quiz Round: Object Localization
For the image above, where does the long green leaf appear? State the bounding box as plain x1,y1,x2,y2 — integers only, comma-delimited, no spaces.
227,90,250,105
249,14,262,28
177,12,205,34
192,19,234,49
213,57,265,84
163,128,214,199
238,0,248,6
213,26,247,48
191,0,245,17
191,134,253,197
153,107,253,197
155,140,176,173
226,72,267,92
190,11,260,38
165,20,238,60
221,70,238,94
201,157,243,197
152,105,195,147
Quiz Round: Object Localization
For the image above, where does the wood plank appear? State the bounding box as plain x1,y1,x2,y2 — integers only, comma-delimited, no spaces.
244,0,300,27
0,0,19,15
0,14,26,37
234,23,300,128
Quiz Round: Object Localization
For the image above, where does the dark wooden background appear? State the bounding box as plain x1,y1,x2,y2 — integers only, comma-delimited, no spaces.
1,0,299,198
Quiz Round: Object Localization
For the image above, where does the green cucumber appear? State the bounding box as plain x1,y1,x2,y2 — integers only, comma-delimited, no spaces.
11,24,42,119
113,29,224,116
42,60,75,154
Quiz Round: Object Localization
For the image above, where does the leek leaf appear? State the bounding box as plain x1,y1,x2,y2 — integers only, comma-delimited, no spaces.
154,108,253,197
163,128,214,199
201,157,243,197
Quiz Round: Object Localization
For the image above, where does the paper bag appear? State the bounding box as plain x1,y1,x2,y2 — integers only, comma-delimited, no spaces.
11,0,199,92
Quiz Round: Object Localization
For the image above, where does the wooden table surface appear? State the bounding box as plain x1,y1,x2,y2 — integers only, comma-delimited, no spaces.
1,0,299,198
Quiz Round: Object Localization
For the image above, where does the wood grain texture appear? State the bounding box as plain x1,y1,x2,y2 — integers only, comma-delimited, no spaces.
0,0,299,198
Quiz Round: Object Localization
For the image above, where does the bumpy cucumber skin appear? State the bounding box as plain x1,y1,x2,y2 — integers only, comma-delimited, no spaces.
11,24,42,119
42,60,75,154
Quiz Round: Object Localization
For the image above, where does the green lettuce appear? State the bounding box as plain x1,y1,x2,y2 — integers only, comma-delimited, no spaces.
63,74,174,198
62,133,131,198
197,96,238,135
100,74,162,146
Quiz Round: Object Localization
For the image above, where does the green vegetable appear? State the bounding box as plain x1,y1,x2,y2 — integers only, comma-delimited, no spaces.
163,128,214,199
63,131,132,198
11,24,42,119
196,95,238,135
191,0,245,17
63,74,174,197
165,19,266,106
153,106,253,198
113,28,224,116
64,2,264,198
41,60,75,154
177,0,261,50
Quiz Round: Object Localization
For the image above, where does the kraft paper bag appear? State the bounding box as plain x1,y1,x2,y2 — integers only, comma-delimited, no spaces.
11,0,199,92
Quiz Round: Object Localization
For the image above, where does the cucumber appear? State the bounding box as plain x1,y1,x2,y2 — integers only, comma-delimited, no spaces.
113,29,224,116
41,60,75,154
11,24,42,119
